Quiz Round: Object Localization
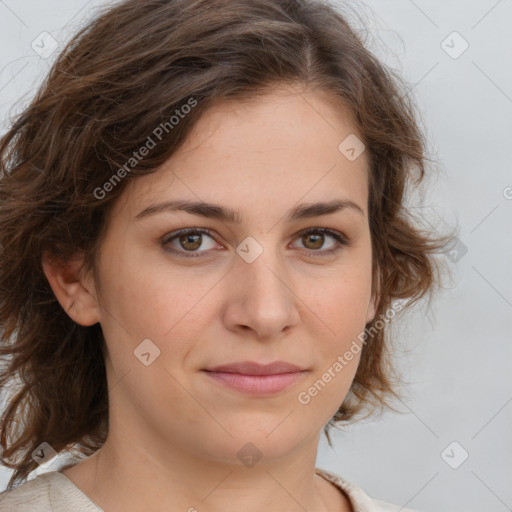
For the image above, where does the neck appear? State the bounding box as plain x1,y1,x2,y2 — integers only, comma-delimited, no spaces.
61,432,351,512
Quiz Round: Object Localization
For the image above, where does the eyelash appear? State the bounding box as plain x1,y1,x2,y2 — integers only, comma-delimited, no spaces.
161,227,350,258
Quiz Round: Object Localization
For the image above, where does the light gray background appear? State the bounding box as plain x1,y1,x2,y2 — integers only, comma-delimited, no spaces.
0,1,511,511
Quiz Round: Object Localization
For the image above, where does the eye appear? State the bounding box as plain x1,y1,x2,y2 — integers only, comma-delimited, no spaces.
161,227,350,258
162,228,219,257
291,228,350,256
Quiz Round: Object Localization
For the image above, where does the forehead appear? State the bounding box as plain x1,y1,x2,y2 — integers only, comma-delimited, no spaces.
118,87,369,220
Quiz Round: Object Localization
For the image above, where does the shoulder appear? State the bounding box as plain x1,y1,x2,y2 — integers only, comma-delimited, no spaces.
0,470,102,511
0,472,55,511
315,467,423,512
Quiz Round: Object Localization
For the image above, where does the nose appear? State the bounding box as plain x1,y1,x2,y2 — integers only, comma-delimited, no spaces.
222,245,301,340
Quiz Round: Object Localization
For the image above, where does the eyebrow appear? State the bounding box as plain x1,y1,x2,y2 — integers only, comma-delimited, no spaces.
134,198,365,223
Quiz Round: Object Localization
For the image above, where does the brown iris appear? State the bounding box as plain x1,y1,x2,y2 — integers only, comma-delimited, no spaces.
179,233,203,251
302,232,324,250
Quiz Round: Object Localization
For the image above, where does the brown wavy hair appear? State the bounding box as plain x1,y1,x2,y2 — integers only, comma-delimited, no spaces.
0,0,454,489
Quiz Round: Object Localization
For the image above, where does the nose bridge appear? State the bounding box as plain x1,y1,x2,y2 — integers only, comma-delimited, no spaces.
245,248,287,297
228,236,300,336
241,237,289,299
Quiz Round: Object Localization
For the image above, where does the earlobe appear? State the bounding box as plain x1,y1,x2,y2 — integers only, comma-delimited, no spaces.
41,250,100,326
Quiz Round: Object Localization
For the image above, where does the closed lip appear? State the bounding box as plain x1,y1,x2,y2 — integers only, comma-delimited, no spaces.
203,361,306,375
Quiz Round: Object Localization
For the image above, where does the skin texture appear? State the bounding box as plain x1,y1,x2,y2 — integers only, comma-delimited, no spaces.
43,84,377,512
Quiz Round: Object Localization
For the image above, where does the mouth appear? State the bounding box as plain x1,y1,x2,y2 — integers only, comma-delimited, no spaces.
201,361,308,395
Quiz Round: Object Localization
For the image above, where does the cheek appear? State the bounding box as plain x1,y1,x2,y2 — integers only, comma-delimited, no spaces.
309,266,373,335
300,260,373,394
97,251,216,363
299,280,369,419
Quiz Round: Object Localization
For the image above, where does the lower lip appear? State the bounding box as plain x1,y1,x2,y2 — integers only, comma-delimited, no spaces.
203,371,306,395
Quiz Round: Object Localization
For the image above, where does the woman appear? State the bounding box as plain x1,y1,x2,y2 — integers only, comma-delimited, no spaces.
0,0,451,510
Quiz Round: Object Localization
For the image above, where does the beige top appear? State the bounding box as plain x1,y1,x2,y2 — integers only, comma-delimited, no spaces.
0,467,421,511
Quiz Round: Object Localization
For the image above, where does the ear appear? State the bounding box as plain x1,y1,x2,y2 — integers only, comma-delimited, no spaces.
41,250,101,326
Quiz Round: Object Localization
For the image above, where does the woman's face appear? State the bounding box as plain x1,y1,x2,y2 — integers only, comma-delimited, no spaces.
87,86,376,466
